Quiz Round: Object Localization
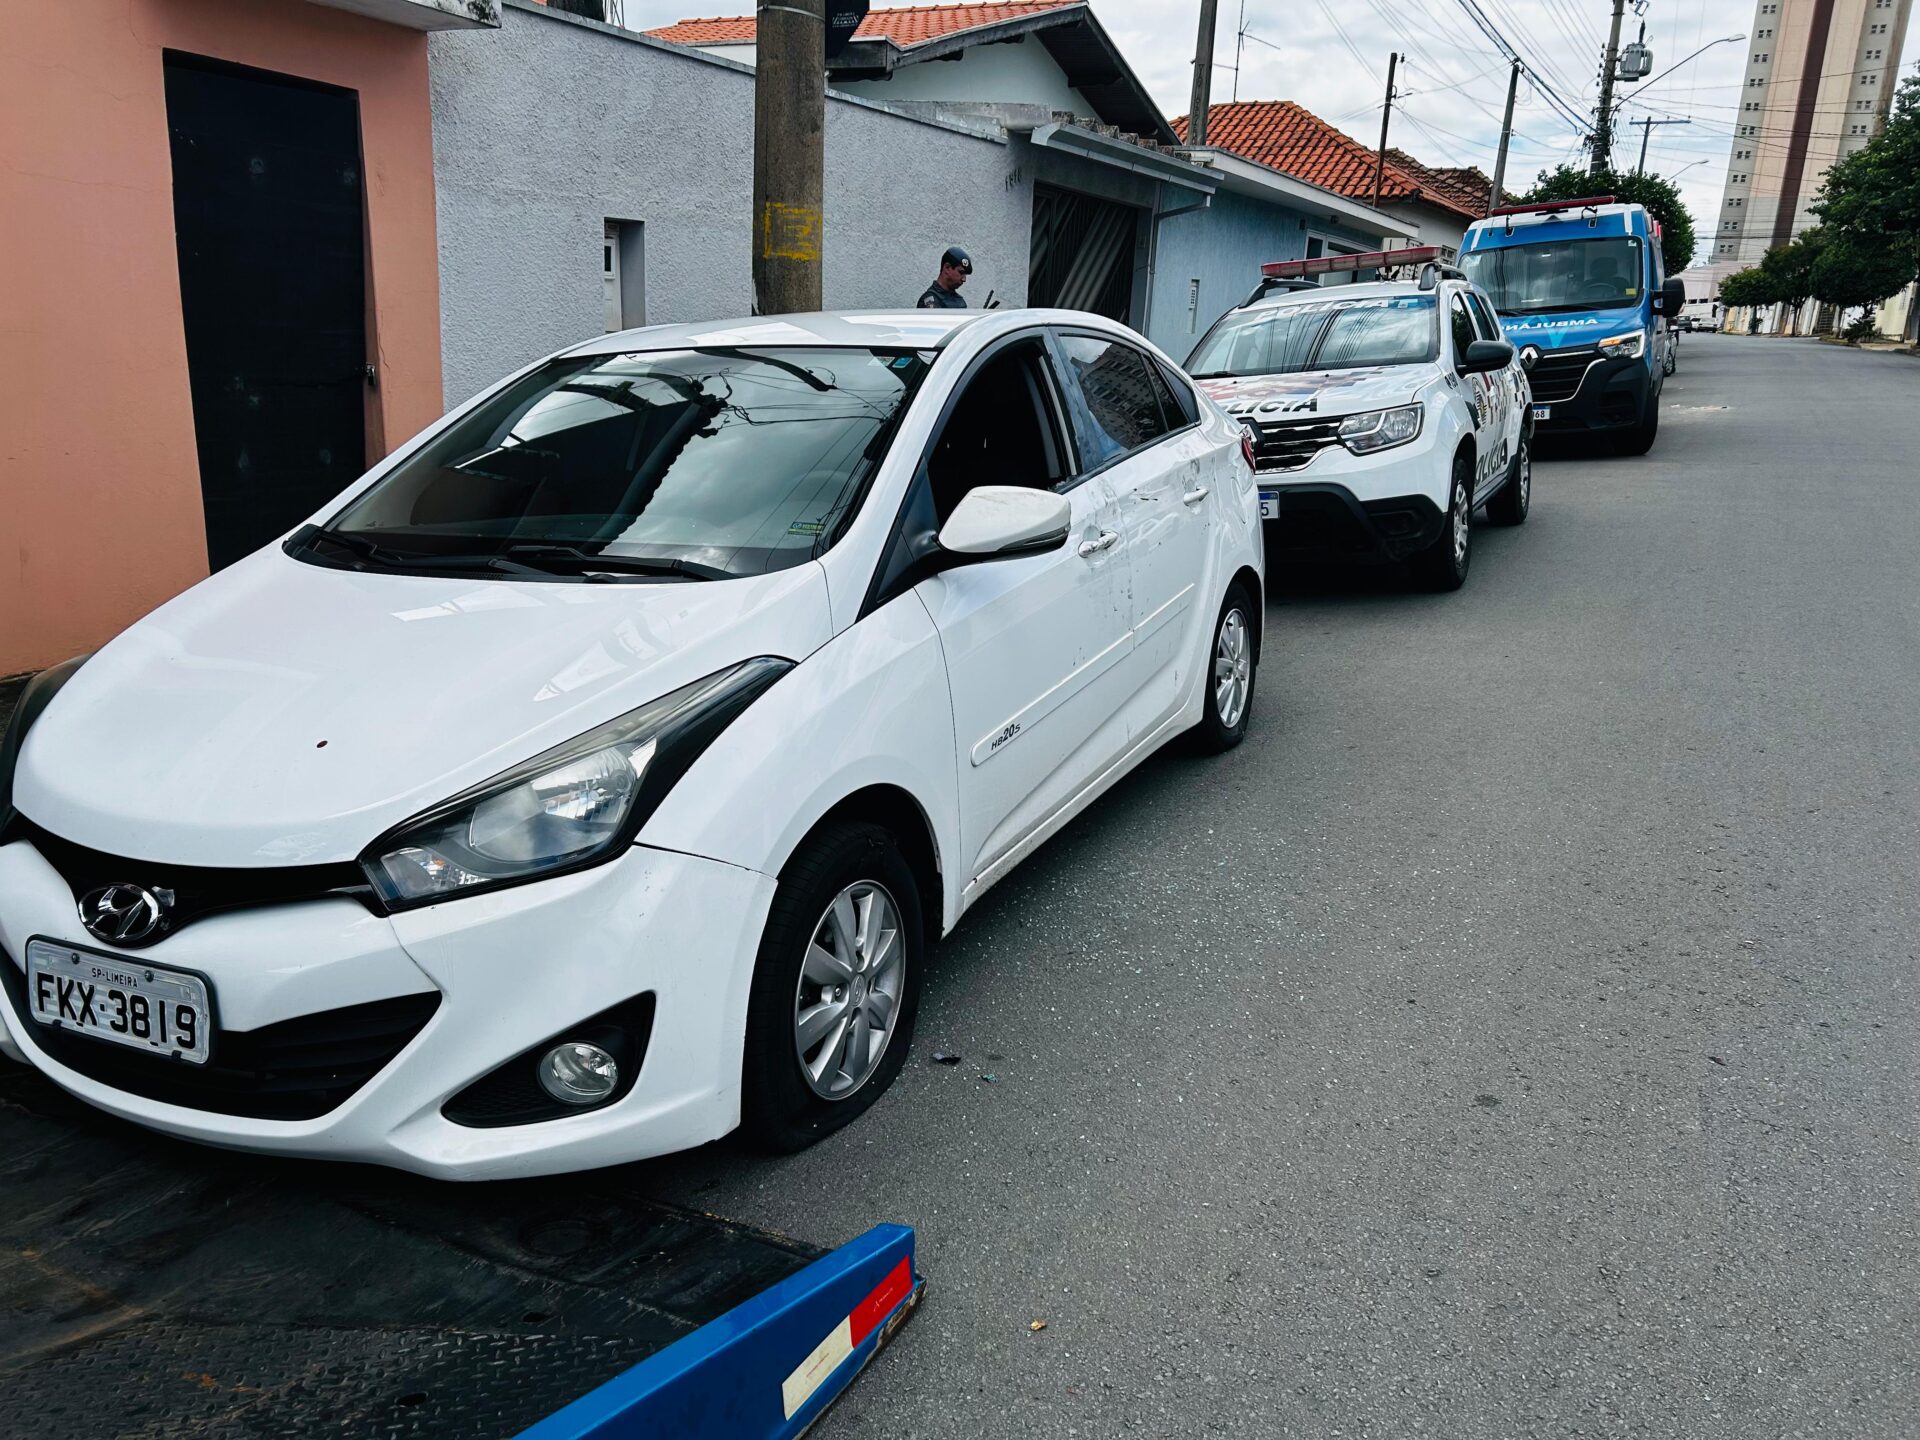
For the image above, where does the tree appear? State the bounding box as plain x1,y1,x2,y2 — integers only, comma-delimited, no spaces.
1758,229,1827,333
1813,75,1920,337
1718,267,1775,309
1518,165,1697,274
1811,234,1913,318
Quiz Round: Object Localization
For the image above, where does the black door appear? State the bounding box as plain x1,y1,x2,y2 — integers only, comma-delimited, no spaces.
164,55,367,570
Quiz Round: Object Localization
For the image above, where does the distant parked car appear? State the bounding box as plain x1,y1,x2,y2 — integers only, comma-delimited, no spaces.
1188,248,1531,592
0,308,1264,1178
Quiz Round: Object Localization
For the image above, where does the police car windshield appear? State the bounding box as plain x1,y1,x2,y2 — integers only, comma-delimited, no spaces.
1188,295,1437,379
301,347,929,580
1461,236,1644,316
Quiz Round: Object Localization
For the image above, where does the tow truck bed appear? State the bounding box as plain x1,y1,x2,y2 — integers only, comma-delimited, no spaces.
0,1067,868,1439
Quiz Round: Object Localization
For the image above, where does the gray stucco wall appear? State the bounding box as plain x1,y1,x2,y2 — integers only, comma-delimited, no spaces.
428,2,1029,408
1145,188,1383,360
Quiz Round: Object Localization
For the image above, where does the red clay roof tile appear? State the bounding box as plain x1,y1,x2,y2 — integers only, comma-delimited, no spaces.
647,0,1077,48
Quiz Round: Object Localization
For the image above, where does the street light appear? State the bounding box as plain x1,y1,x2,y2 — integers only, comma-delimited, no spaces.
1666,159,1710,181
1624,35,1747,103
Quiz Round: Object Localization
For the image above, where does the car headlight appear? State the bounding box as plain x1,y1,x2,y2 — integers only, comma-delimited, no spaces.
1598,331,1646,360
362,656,793,909
1337,404,1424,455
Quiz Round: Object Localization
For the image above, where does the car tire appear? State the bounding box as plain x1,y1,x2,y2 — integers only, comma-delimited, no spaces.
740,820,924,1153
1191,582,1258,754
1485,436,1531,526
1412,450,1473,592
1616,402,1659,456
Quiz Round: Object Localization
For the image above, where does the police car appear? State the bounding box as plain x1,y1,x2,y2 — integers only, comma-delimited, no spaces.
1187,247,1531,591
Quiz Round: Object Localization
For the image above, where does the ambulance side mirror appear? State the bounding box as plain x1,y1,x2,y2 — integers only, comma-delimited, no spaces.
1654,277,1686,315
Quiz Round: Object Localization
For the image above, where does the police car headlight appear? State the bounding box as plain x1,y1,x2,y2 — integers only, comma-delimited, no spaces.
1338,405,1424,454
1598,331,1646,360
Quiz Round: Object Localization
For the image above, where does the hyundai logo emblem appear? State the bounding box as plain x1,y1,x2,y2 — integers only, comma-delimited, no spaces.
1520,345,1541,370
79,884,169,946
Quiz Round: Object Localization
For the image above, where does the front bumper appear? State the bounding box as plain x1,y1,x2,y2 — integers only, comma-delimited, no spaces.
1263,484,1446,562
0,834,775,1178
1526,350,1652,433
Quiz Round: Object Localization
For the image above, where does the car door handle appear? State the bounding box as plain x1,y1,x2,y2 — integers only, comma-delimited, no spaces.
1077,530,1119,558
1182,486,1210,505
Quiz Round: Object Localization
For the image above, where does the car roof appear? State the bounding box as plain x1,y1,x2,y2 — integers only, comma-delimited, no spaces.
561,310,988,357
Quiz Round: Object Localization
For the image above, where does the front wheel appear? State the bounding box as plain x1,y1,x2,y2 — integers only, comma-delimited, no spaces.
1190,582,1257,754
1485,436,1531,526
1411,452,1473,591
741,821,924,1152
1615,400,1659,456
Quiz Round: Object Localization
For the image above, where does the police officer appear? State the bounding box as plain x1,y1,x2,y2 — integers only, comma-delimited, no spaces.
917,246,972,309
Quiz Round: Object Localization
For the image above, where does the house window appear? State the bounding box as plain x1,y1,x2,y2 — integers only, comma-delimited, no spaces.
603,219,645,331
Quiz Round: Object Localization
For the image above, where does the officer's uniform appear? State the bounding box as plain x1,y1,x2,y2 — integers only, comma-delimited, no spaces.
916,283,966,310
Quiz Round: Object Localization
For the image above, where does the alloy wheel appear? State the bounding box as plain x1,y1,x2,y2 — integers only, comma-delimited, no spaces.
1451,480,1470,565
793,880,906,1100
1518,444,1531,508
1215,609,1251,729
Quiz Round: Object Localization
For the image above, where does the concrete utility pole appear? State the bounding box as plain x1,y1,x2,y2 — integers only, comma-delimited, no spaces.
751,0,826,315
1488,59,1521,210
1632,115,1691,174
1372,51,1401,209
1188,0,1220,147
1590,0,1627,174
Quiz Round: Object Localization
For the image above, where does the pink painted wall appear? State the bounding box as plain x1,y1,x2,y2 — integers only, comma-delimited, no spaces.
0,0,443,676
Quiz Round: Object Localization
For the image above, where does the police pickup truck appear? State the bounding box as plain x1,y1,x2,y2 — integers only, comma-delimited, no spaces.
1187,248,1531,591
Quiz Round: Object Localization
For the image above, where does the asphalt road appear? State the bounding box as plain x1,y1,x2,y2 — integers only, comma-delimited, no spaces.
632,335,1920,1438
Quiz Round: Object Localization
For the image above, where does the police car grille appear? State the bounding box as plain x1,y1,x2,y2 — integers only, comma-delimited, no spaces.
1526,347,1599,403
1250,417,1343,472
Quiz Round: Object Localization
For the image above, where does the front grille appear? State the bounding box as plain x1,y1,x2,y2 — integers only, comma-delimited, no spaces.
1248,416,1343,472
1,952,438,1119
1525,346,1599,403
18,820,377,946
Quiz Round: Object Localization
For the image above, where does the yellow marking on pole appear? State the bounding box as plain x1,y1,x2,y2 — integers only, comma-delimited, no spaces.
761,202,822,261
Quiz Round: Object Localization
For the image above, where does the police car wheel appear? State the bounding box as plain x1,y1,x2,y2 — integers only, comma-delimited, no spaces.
741,820,924,1153
1413,453,1474,592
1487,437,1531,526
1191,582,1258,754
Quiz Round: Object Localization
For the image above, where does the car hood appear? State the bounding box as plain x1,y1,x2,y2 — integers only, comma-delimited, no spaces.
1494,310,1644,350
1197,366,1425,422
15,549,832,866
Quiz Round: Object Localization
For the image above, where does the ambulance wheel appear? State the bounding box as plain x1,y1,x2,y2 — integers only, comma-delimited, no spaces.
741,821,924,1152
1616,402,1659,456
1412,451,1473,592
1486,437,1531,526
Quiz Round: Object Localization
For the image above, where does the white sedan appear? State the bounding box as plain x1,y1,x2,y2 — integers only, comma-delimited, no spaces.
0,309,1263,1178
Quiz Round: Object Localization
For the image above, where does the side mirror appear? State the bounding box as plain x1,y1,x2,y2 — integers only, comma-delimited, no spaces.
938,486,1071,559
1460,338,1514,375
1655,277,1685,315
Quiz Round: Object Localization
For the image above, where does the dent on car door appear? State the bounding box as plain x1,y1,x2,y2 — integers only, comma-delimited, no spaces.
905,336,1134,887
1053,333,1211,732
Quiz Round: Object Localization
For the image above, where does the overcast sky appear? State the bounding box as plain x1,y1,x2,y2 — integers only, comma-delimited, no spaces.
620,0,1920,268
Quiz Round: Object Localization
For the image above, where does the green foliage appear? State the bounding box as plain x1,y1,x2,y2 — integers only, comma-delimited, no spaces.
1760,229,1826,311
1811,233,1914,309
1843,313,1878,343
1518,165,1697,273
1717,267,1775,308
1813,76,1920,294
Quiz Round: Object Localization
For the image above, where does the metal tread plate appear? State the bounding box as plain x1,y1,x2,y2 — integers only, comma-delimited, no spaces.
0,1068,822,1440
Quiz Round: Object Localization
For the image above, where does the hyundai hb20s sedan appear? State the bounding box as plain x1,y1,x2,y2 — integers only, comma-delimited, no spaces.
0,310,1263,1178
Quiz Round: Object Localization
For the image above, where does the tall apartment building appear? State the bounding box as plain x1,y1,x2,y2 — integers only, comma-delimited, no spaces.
1711,0,1913,266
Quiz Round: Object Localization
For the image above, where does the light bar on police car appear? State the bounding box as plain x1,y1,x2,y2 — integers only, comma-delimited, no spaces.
1260,247,1446,279
1486,195,1617,218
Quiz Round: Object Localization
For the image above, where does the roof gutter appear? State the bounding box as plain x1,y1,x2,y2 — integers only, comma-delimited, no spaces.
1025,122,1216,194
1175,147,1402,234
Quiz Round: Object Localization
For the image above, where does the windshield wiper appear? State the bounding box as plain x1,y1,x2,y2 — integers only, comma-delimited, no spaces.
301,528,575,580
496,543,727,581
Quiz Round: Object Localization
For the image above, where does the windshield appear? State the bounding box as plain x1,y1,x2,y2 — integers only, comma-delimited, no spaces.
1461,236,1645,316
302,347,930,580
1188,295,1436,378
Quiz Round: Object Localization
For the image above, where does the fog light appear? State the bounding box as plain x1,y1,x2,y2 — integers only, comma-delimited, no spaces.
538,1042,619,1105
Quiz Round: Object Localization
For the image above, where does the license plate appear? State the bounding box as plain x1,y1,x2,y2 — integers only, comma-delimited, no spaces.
1532,405,1551,421
26,939,213,1065
1258,492,1280,520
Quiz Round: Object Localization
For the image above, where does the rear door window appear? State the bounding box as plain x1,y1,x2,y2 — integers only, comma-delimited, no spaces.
1056,334,1175,469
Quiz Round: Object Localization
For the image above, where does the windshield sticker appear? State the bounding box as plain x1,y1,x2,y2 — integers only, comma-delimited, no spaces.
787,519,827,536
